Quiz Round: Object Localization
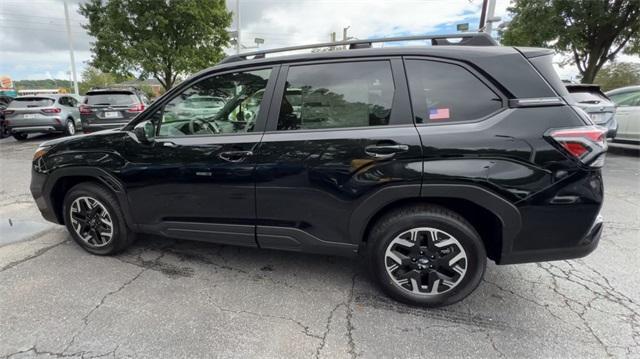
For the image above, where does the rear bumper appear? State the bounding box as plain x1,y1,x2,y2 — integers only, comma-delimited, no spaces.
10,124,65,134
82,122,126,133
499,214,603,264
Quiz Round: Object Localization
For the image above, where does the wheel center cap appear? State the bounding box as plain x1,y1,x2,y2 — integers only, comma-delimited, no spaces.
418,258,430,265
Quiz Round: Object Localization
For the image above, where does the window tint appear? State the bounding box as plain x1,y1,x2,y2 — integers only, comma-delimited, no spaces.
85,92,137,106
158,69,271,137
58,97,69,106
277,61,394,131
405,60,501,124
610,91,640,107
9,97,55,108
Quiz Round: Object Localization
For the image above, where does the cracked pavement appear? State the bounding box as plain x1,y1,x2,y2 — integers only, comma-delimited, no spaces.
1,135,639,358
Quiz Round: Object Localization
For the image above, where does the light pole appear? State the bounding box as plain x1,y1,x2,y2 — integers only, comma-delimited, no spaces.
235,0,241,54
63,0,79,95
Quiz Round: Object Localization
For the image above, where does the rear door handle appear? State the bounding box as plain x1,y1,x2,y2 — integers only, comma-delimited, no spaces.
219,150,253,162
364,144,409,159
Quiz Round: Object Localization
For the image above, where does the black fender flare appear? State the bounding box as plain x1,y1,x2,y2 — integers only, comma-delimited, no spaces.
44,167,136,230
348,184,521,258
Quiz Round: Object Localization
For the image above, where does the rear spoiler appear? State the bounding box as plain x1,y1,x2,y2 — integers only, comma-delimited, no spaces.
515,47,555,58
565,84,603,93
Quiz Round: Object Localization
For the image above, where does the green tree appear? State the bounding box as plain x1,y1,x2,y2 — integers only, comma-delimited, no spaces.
594,62,640,91
79,66,129,94
501,0,640,84
80,0,231,90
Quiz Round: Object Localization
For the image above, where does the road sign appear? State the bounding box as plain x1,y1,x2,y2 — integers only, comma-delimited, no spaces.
457,23,469,32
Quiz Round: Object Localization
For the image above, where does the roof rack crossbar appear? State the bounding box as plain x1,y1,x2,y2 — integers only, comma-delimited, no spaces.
220,32,497,64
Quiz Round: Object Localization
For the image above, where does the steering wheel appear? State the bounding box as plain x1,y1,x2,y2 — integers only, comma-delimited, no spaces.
188,118,220,135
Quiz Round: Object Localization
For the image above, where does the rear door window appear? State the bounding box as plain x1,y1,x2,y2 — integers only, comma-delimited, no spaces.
276,61,394,131
9,97,55,108
405,59,502,124
85,92,137,106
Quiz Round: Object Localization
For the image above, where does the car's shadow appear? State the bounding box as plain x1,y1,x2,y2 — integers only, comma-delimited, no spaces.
108,233,518,331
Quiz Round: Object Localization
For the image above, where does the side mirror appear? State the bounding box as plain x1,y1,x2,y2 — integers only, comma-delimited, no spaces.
133,121,156,143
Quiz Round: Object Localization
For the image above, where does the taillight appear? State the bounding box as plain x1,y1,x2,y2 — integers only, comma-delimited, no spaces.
548,126,608,167
3,110,15,115
127,103,145,113
79,105,93,114
42,108,61,114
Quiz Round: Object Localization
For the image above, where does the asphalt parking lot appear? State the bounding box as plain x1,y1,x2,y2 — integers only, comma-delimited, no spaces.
0,134,638,358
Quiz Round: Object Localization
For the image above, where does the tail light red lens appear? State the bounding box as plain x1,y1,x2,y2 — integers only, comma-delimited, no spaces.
127,103,145,113
3,110,14,115
79,105,93,114
42,108,61,114
548,126,607,167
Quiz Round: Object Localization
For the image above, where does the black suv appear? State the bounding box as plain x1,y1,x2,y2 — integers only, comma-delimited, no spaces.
80,88,150,133
30,34,606,307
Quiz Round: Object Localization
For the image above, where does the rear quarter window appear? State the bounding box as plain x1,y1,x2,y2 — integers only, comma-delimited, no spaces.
8,97,55,108
405,60,502,124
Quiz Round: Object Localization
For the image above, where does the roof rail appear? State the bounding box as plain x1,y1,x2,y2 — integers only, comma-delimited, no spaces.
220,32,497,64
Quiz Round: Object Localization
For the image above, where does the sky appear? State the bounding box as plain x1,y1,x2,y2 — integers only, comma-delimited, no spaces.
0,0,635,83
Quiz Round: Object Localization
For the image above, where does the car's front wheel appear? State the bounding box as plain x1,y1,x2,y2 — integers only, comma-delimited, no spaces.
368,204,486,307
63,182,134,255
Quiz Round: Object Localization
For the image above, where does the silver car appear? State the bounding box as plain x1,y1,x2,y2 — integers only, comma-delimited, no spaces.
566,84,618,138
606,85,640,144
4,95,80,141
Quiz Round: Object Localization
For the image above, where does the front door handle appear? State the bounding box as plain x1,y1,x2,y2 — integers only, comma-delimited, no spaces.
219,150,253,162
364,144,409,159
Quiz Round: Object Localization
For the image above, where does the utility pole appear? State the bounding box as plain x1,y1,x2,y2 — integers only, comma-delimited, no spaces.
485,0,497,35
342,26,350,41
235,0,241,54
63,0,79,96
479,0,488,31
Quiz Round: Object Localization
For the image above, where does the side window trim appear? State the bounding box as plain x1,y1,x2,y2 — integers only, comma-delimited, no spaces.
402,56,507,126
265,57,402,133
152,65,279,138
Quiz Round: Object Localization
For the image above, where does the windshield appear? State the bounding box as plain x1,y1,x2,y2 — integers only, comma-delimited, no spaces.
8,97,55,108
85,92,137,106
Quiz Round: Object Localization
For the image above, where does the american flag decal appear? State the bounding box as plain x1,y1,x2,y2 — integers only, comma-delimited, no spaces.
429,108,450,120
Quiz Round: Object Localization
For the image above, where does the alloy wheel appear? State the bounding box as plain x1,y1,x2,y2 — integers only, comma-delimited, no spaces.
67,120,76,135
69,196,114,247
384,227,467,296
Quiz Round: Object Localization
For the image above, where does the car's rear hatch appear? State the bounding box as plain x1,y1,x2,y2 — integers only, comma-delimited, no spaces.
81,90,142,124
565,84,616,125
5,97,59,126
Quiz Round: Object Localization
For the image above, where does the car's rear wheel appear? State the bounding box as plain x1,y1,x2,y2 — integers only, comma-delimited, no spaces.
12,133,28,141
64,118,76,136
368,204,486,307
63,182,134,255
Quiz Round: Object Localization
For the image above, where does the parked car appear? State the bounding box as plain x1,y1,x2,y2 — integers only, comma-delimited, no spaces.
605,85,640,144
30,33,606,307
566,84,617,138
4,95,80,140
175,95,225,119
80,88,150,133
0,95,13,138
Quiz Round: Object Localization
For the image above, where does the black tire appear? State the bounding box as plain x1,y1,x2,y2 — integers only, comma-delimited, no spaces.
368,204,486,307
64,118,76,136
0,121,7,139
12,132,28,141
62,182,135,255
